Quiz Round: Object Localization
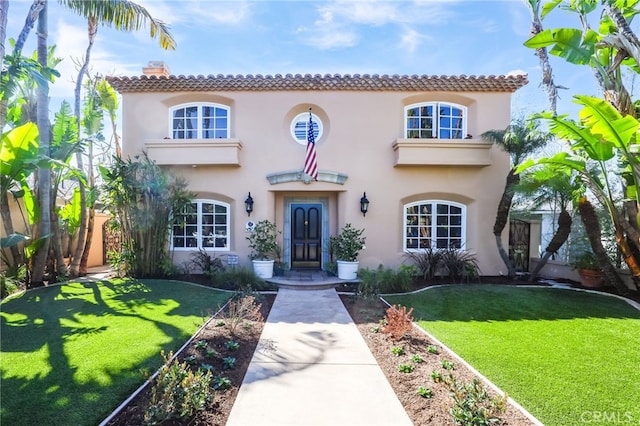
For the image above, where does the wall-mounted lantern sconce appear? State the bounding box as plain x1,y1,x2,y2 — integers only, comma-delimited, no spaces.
360,192,370,216
245,192,254,216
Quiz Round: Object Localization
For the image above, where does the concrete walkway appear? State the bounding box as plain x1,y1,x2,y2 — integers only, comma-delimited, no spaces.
226,288,413,426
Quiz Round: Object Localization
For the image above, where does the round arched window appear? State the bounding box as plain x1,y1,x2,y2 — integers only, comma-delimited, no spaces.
290,113,323,145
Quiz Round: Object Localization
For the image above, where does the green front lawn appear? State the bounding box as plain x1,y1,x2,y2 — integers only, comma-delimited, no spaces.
1,279,233,426
386,286,640,426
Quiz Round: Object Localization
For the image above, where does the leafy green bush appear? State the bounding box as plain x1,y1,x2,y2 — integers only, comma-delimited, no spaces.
358,265,414,297
330,223,366,262
0,271,22,298
246,220,280,260
357,267,381,299
209,267,273,291
144,351,213,425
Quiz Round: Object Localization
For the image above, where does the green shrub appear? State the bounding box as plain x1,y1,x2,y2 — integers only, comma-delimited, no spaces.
144,351,213,425
186,248,224,277
412,354,424,363
358,267,381,299
398,363,415,373
378,266,414,293
0,271,22,299
404,247,480,283
440,248,480,283
209,267,272,291
359,265,414,297
391,346,405,356
403,247,444,280
447,376,507,426
417,386,433,398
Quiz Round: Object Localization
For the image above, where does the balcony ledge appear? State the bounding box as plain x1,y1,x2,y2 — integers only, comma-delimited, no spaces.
392,138,493,167
145,138,242,166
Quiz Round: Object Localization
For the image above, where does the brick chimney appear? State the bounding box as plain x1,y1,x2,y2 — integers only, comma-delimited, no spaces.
142,61,171,77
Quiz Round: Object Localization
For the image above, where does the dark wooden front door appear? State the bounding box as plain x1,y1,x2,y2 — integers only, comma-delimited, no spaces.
291,203,322,269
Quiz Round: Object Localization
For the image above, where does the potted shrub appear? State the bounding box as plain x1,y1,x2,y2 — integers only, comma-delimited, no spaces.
330,223,366,280
570,251,604,288
246,219,281,279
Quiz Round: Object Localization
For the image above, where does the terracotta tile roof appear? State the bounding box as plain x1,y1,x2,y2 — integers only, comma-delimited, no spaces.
106,73,528,93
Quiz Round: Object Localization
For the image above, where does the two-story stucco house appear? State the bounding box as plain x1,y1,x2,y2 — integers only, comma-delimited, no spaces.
107,62,528,275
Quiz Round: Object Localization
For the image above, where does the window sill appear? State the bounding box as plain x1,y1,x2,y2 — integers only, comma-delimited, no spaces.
392,138,493,167
145,138,242,166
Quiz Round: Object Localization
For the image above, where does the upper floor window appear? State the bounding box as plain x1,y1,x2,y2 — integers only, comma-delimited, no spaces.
404,200,465,250
170,103,229,139
171,199,230,251
405,102,466,139
290,112,323,145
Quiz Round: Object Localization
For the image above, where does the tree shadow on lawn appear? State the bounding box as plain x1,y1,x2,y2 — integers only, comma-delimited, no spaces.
0,279,226,426
385,285,640,322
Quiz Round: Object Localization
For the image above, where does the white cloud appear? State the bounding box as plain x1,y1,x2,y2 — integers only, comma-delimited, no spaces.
139,0,252,27
297,25,359,50
299,0,455,50
50,19,140,99
399,27,428,54
317,0,405,26
506,68,528,77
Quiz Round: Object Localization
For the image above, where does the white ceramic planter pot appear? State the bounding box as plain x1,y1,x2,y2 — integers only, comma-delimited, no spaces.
337,260,359,280
252,260,275,279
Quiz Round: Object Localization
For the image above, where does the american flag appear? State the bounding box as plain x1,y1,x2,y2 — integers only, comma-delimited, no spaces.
303,112,318,180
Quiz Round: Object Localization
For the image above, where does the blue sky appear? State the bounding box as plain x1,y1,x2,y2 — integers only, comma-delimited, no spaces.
7,0,603,119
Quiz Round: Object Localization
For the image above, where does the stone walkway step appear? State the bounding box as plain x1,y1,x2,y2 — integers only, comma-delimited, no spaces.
226,288,412,426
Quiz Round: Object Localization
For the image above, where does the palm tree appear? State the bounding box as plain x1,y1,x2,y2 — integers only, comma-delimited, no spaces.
7,0,176,280
61,0,176,276
577,196,627,293
481,119,552,277
515,165,580,281
29,2,51,286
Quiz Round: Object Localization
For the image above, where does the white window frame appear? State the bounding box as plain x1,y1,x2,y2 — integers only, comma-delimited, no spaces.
169,102,230,139
290,112,323,145
171,199,231,251
404,102,467,139
403,200,466,251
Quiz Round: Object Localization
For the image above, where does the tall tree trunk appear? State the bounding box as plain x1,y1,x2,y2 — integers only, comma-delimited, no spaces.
79,139,96,274
0,0,8,73
494,169,518,277
49,208,67,278
578,197,628,294
69,18,98,277
79,206,95,274
527,1,561,116
586,179,640,289
29,0,50,287
529,209,572,281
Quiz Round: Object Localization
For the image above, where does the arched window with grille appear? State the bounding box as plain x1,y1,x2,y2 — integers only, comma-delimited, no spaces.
404,200,466,250
404,102,466,139
170,103,229,139
171,199,230,251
